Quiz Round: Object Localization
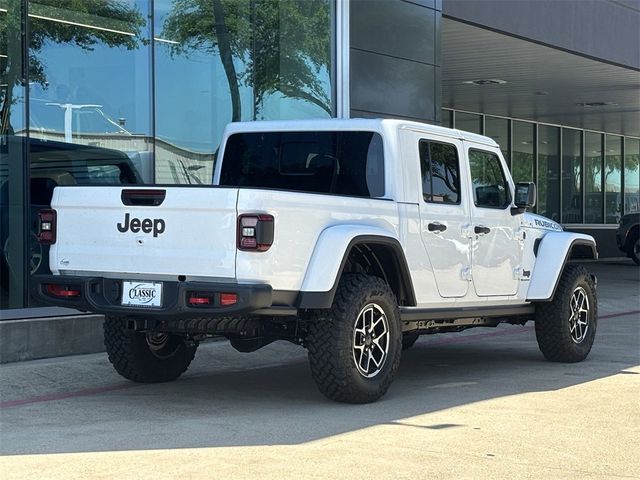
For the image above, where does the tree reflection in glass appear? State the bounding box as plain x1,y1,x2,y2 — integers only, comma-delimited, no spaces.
162,0,333,122
1,0,146,135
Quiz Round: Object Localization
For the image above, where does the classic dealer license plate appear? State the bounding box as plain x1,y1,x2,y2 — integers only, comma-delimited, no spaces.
121,281,162,308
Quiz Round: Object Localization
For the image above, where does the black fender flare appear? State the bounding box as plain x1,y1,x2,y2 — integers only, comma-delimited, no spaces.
297,235,416,309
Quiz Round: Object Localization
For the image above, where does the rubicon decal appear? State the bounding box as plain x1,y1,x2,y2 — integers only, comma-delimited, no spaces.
533,218,562,231
117,213,165,237
127,284,157,303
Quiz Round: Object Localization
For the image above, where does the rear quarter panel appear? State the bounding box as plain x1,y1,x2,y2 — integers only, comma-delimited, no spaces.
235,189,399,291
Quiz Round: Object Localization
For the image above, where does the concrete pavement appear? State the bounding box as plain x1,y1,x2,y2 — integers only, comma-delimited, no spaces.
0,260,638,479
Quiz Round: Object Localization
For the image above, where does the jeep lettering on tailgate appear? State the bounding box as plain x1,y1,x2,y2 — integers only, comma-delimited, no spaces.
117,213,165,237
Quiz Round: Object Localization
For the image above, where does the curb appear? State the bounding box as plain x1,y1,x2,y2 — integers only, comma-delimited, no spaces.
0,314,105,364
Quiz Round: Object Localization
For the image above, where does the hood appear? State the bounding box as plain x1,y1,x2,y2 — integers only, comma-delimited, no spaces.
521,213,563,232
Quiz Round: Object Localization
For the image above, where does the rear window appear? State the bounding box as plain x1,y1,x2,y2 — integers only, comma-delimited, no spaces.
220,131,385,197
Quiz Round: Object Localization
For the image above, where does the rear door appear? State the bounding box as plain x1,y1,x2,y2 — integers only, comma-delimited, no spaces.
408,131,471,298
51,186,239,279
465,146,523,296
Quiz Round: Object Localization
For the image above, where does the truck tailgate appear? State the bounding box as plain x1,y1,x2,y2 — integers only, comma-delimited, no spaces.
50,186,239,279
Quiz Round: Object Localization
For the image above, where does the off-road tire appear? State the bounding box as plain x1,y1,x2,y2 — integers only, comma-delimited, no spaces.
104,316,197,383
402,332,420,350
628,234,640,266
306,274,402,404
535,264,597,362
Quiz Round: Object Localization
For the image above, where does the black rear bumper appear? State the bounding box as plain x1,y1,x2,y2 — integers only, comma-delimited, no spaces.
32,275,275,318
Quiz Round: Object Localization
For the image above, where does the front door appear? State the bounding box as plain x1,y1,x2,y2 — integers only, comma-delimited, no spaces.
466,146,523,296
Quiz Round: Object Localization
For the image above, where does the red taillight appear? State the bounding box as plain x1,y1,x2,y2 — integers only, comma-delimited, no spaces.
237,214,274,252
220,293,238,306
38,209,57,245
46,284,80,298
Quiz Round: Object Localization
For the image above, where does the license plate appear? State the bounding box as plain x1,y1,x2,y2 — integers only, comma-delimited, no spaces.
121,281,162,308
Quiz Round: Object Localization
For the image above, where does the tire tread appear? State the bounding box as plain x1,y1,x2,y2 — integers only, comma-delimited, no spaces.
307,274,402,403
104,316,197,383
535,264,597,362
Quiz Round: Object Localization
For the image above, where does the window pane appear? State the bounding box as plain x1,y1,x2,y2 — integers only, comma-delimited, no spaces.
28,1,153,183
538,125,560,222
455,112,482,135
254,0,333,120
585,132,603,223
469,149,510,208
155,0,334,185
562,129,582,223
625,138,640,214
1,2,28,309
154,0,251,184
512,121,534,183
220,131,384,197
484,116,510,166
605,135,622,224
26,1,151,306
420,141,460,204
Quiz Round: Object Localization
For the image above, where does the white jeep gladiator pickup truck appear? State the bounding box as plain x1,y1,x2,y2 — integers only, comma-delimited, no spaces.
34,119,598,403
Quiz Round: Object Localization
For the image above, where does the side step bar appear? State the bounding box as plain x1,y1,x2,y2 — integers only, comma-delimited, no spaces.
400,304,535,322
399,304,535,333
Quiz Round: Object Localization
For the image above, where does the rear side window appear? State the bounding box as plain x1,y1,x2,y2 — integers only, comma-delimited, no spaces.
468,149,511,208
419,140,461,204
220,131,385,197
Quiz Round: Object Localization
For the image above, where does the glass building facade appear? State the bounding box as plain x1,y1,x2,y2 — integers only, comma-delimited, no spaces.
443,108,640,226
1,1,638,316
1,0,335,310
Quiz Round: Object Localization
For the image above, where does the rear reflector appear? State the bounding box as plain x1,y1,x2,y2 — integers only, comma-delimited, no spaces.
220,293,238,306
187,291,215,307
237,214,274,252
46,284,80,298
187,292,237,307
189,297,211,305
38,209,57,245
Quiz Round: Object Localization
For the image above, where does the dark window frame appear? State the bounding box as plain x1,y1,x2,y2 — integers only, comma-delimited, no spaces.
468,148,512,210
419,139,462,206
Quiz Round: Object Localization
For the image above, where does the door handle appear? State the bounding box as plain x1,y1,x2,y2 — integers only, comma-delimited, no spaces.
428,222,447,233
474,225,491,235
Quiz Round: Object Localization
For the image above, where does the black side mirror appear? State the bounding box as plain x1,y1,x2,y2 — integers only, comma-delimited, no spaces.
512,182,536,215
